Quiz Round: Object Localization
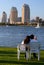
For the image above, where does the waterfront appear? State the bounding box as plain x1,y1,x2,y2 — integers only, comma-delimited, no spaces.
0,26,44,49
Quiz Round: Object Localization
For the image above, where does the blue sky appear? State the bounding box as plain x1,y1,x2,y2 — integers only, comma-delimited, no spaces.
0,0,44,20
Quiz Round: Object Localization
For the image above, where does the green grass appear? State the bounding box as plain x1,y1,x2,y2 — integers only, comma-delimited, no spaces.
0,47,44,65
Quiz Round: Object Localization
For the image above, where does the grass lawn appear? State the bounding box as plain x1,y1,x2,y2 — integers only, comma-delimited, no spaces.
0,47,44,65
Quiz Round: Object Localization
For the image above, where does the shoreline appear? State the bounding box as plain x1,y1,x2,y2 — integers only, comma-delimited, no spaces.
0,22,44,26
0,24,44,27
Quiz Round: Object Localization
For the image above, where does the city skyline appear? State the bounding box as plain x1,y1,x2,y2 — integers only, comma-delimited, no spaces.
0,0,44,20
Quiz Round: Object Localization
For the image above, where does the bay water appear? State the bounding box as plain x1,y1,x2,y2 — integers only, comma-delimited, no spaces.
0,26,44,50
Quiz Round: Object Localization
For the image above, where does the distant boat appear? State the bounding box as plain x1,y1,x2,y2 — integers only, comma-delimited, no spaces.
35,23,40,28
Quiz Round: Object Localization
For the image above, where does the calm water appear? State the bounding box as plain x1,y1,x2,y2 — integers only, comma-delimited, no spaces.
0,26,44,49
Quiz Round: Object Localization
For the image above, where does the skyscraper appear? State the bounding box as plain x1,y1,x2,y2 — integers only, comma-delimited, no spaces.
10,7,18,24
22,4,30,24
1,11,7,23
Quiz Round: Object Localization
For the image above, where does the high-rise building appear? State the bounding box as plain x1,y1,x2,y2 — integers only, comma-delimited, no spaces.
10,7,18,24
22,4,30,24
1,11,7,23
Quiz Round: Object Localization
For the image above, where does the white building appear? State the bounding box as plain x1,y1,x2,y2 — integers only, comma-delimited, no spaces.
1,11,7,23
